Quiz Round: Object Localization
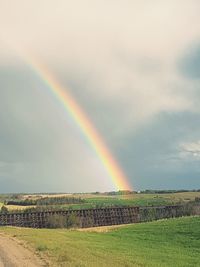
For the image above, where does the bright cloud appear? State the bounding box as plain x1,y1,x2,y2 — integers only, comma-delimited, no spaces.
180,141,200,159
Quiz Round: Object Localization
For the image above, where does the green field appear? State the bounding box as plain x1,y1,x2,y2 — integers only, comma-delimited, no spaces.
1,216,199,266
71,192,200,208
1,191,200,212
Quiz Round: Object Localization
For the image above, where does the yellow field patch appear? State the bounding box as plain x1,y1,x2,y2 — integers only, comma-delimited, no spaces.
5,205,36,211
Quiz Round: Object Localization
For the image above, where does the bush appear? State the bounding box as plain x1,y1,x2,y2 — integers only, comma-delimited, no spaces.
36,196,85,206
46,213,81,228
0,205,8,214
6,199,36,206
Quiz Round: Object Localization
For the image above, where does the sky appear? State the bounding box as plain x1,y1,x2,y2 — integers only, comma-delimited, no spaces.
0,0,200,193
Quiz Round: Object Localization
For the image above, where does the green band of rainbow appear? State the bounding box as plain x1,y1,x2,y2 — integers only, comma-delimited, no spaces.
30,60,132,190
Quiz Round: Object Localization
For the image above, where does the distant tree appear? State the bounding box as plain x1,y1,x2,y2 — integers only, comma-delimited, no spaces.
36,196,85,206
10,194,21,199
1,205,8,214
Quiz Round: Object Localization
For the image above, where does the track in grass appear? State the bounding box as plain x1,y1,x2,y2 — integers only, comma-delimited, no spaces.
1,216,200,267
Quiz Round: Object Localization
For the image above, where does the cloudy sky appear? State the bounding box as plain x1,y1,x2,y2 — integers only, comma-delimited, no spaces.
0,0,200,193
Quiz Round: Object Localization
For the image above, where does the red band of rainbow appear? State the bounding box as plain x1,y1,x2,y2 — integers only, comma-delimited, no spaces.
30,60,132,191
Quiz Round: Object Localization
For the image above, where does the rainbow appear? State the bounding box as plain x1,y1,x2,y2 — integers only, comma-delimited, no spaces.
29,60,131,190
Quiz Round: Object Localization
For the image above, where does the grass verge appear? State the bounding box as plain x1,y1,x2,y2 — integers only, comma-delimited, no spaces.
1,216,200,267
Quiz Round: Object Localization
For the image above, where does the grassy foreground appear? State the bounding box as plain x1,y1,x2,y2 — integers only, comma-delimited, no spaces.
1,216,200,267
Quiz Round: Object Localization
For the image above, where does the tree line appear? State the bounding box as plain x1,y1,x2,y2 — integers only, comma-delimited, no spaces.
4,196,85,206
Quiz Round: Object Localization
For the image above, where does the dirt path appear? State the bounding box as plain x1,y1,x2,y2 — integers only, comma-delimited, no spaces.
0,233,46,267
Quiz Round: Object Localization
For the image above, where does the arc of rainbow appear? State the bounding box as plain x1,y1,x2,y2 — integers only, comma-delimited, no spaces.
29,60,131,190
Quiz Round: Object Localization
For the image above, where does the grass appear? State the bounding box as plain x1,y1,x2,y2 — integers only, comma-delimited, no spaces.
1,216,200,267
32,197,171,211
1,192,200,211
47,191,200,210
5,205,36,211
85,196,171,206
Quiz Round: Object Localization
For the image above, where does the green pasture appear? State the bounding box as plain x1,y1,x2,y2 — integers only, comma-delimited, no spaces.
0,191,199,211
34,196,171,211
42,191,200,210
1,216,200,266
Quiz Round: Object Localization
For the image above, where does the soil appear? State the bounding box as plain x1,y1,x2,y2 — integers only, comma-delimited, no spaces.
0,233,46,267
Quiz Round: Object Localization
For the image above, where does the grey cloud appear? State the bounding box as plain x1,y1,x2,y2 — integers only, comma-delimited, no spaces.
1,1,200,191
118,112,200,189
0,0,198,144
0,65,114,193
178,45,200,79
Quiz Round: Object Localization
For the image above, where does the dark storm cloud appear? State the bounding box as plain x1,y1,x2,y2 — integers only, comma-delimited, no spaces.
118,112,200,189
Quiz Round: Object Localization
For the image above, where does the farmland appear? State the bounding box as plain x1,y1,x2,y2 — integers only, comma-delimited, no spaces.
1,216,200,266
1,191,200,212
0,192,199,266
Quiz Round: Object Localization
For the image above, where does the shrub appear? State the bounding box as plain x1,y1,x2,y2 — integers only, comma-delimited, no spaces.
0,205,8,214
46,213,81,228
36,196,85,206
